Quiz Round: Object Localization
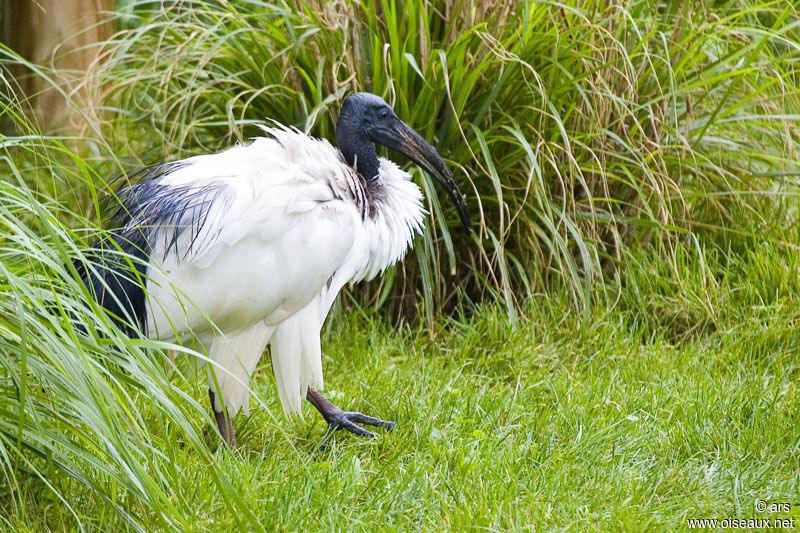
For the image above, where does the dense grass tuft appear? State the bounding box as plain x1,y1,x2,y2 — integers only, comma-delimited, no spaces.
88,0,800,320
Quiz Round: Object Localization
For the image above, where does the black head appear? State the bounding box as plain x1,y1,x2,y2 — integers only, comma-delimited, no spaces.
336,92,471,233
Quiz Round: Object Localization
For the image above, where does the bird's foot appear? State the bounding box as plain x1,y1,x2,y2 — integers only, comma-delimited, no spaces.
323,409,396,437
306,386,395,445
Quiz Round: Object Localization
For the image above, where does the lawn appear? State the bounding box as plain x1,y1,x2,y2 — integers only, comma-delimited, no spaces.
4,246,799,531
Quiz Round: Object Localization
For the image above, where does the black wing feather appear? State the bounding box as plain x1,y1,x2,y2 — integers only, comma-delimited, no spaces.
78,161,230,335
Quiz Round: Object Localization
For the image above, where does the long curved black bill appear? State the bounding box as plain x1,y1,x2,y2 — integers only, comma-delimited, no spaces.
384,121,472,233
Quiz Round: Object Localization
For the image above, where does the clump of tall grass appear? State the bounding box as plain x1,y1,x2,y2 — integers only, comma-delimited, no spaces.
0,47,270,531
88,0,800,321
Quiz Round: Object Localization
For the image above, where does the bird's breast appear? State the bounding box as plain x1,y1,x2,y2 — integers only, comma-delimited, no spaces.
348,159,427,282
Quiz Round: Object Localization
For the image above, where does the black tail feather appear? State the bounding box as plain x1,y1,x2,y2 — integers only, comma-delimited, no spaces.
75,160,226,336
75,230,149,337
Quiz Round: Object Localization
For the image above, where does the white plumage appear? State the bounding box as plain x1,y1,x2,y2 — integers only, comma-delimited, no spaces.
84,92,469,446
144,126,424,416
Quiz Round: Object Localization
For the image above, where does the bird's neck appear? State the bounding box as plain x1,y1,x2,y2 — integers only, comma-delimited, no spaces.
336,121,380,182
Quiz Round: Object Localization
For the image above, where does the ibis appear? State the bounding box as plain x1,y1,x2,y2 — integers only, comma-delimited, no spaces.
81,92,470,447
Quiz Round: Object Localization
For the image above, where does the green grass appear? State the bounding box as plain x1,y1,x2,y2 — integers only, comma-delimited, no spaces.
1,0,800,530
3,244,799,531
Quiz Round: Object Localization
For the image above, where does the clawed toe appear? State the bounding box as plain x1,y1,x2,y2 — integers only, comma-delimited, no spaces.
306,387,395,447
327,411,396,437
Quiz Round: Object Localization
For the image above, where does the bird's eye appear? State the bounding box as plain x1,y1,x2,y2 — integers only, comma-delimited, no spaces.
379,109,390,119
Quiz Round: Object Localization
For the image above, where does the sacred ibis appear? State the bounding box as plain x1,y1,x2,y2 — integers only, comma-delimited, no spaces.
81,92,470,447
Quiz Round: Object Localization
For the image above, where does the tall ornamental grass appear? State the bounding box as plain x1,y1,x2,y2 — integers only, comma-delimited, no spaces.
88,0,800,322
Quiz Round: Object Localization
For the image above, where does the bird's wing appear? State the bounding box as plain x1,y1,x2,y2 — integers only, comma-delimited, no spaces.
117,137,341,265
136,134,361,340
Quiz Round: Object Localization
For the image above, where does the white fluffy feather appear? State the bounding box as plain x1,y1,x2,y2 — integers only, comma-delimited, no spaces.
142,126,424,416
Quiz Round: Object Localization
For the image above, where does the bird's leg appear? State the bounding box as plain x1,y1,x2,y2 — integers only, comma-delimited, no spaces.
306,386,395,438
208,390,237,448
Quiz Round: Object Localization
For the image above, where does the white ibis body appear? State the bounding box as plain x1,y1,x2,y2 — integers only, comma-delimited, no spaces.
83,93,470,446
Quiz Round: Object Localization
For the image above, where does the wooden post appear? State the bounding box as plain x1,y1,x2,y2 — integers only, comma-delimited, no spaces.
2,0,115,133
